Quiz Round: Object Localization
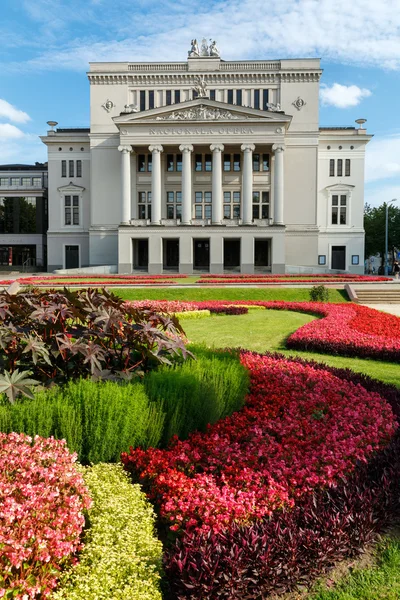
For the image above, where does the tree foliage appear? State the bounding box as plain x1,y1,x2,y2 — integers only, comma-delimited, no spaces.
364,202,400,261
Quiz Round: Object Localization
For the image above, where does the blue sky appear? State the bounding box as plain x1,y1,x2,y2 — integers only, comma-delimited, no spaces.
1,0,400,207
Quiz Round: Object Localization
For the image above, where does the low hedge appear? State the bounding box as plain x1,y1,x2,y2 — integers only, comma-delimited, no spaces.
52,463,163,600
174,310,211,320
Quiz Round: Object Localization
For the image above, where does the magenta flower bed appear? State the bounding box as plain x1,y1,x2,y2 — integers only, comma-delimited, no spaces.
199,273,390,282
122,352,400,598
0,433,91,599
0,274,187,287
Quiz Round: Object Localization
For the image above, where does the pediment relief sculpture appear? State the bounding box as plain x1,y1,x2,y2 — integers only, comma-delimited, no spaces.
155,105,243,121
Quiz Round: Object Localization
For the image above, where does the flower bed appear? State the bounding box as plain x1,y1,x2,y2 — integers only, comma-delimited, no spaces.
0,274,187,287
0,433,91,599
199,273,390,281
122,352,400,598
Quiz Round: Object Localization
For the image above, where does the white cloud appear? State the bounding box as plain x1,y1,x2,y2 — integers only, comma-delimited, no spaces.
0,124,26,140
365,135,400,183
0,134,47,164
320,84,372,109
1,0,400,72
365,183,400,209
0,99,31,123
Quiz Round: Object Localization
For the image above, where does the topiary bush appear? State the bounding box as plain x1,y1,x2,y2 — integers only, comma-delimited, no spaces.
309,284,329,302
52,463,163,600
0,286,190,402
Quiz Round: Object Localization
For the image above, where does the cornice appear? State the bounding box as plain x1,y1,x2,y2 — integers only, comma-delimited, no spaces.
88,71,321,86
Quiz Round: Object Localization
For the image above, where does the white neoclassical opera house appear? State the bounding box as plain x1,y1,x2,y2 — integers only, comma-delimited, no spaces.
41,39,371,274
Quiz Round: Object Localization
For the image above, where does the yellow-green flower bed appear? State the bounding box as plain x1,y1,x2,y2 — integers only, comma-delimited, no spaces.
52,463,163,600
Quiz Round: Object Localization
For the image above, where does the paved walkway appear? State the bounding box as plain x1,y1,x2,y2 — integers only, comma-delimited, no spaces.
365,304,400,317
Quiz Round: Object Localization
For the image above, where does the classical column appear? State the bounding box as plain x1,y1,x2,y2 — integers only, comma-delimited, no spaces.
149,145,163,224
179,144,194,224
210,144,224,224
118,145,132,224
272,144,285,225
241,143,255,225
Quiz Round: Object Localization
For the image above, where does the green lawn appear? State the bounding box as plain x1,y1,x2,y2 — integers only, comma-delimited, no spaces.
116,287,348,303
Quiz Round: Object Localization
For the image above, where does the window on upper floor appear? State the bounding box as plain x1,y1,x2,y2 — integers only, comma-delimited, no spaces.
262,154,270,171
0,178,8,186
149,90,155,109
76,160,82,178
254,89,260,110
21,177,31,186
331,194,347,225
11,178,19,186
262,89,269,111
236,90,242,106
329,159,335,177
166,191,182,219
209,89,216,101
337,159,343,177
329,159,351,177
69,160,74,178
138,154,152,172
174,90,181,104
204,154,212,172
252,191,270,220
140,90,146,111
166,90,172,105
194,154,213,172
33,177,42,187
223,191,241,219
224,154,231,171
138,191,151,220
64,195,79,226
345,159,351,176
61,160,67,177
166,154,182,172
194,191,212,219
253,154,260,172
227,89,234,104
233,154,241,171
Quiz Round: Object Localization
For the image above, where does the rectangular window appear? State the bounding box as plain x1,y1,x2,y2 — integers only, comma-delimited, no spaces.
61,160,66,177
204,192,212,203
138,205,146,219
253,191,260,203
195,154,202,171
209,89,216,101
65,195,71,225
262,191,270,219
149,90,155,109
254,89,260,109
76,160,82,177
337,159,343,177
11,178,19,185
345,159,351,176
252,205,259,219
138,155,146,172
140,90,146,111
176,203,182,219
176,191,182,203
21,177,31,186
147,154,152,172
167,205,174,219
174,90,181,104
33,177,41,187
233,154,241,171
318,255,326,266
72,196,79,225
0,178,8,186
224,154,231,171
193,90,199,99
166,90,172,105
167,154,174,172
195,205,202,218
69,160,74,178
176,154,182,172
195,191,203,203
204,205,212,219
233,205,240,218
167,191,174,203
205,154,212,172
331,194,347,225
329,159,335,177
236,89,242,106
262,89,269,110
253,153,260,172
224,191,231,203
224,205,231,219
138,191,146,203
227,89,234,104
233,191,241,203
262,154,270,171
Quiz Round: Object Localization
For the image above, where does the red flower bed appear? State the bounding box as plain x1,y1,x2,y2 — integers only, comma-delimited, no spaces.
199,273,390,281
0,275,186,287
124,300,198,313
197,276,390,284
122,353,396,535
0,433,91,599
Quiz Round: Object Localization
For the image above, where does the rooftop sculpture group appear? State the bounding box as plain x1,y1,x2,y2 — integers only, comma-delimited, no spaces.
189,38,220,57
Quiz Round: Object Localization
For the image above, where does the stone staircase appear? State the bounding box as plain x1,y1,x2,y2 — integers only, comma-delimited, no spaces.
354,287,400,304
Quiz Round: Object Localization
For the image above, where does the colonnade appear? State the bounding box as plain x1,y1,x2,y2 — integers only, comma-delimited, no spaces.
118,143,285,226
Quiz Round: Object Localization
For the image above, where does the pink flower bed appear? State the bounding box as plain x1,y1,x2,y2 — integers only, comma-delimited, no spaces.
122,353,397,536
124,300,198,313
0,433,91,599
199,274,390,281
0,274,186,287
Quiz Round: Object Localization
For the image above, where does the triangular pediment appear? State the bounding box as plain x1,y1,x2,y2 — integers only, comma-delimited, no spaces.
113,98,292,127
57,182,85,193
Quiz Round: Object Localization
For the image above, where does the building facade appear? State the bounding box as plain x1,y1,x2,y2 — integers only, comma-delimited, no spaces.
0,164,48,270
41,45,371,273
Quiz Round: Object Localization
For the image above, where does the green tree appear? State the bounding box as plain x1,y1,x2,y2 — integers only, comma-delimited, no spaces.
364,202,400,265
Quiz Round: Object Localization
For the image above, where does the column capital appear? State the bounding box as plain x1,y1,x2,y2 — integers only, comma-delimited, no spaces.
241,143,256,152
272,144,285,153
149,144,164,154
210,143,224,152
179,144,194,153
118,145,132,153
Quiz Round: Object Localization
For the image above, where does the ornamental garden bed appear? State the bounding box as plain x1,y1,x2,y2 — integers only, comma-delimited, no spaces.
1,289,400,599
197,273,390,284
0,275,187,287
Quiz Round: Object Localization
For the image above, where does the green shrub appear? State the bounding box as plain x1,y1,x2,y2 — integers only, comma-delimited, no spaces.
174,309,211,320
0,379,164,464
52,463,163,600
309,285,329,302
144,345,249,444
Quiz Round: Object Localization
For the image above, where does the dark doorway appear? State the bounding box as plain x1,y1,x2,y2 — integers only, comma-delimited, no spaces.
331,246,346,270
193,239,210,270
224,239,240,270
255,239,269,269
65,245,79,269
133,239,149,270
163,239,179,270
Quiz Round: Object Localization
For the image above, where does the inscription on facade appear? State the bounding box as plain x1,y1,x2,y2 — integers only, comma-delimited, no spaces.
149,126,255,135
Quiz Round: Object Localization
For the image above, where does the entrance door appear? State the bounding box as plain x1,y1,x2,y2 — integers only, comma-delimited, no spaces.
163,239,179,270
193,239,210,270
224,239,240,270
331,246,346,270
132,239,149,270
65,245,79,269
255,239,269,269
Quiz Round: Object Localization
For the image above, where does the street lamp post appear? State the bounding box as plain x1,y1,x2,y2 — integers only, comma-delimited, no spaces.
385,199,398,276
